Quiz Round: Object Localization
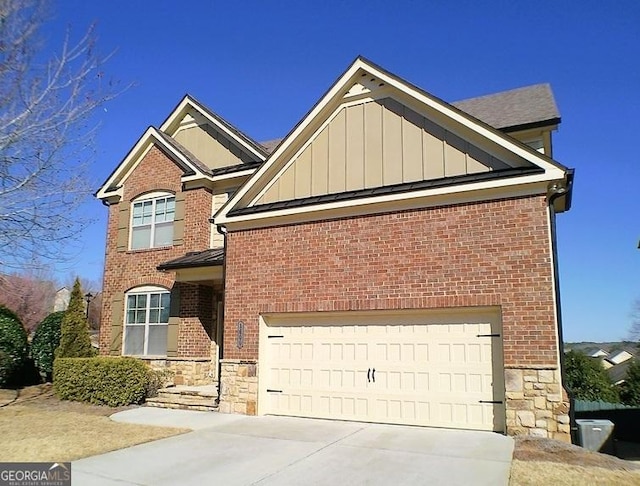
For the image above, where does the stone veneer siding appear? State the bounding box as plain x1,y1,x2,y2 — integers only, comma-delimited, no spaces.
219,359,258,415
99,145,215,358
146,357,214,386
505,368,570,440
221,195,570,440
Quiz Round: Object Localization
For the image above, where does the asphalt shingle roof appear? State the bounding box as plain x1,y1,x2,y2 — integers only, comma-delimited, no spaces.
451,84,560,131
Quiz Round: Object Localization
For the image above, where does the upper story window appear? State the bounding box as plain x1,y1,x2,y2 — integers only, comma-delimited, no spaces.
131,192,175,250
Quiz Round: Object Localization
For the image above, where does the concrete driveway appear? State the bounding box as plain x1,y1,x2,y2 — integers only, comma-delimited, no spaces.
74,408,514,485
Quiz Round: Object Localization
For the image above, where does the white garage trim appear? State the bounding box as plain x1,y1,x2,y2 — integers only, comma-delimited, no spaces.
258,308,505,432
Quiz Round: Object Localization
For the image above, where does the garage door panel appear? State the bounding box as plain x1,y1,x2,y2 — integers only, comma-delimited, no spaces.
261,310,505,432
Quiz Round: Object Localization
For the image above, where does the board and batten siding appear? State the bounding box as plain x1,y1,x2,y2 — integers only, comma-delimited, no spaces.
210,192,229,248
256,98,520,205
174,124,255,170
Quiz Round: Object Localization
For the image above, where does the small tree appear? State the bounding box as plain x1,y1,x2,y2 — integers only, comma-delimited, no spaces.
620,360,640,406
564,350,619,402
0,305,28,387
31,311,65,381
55,279,93,358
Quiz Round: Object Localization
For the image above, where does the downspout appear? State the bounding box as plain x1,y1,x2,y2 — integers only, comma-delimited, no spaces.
212,220,228,404
547,171,575,442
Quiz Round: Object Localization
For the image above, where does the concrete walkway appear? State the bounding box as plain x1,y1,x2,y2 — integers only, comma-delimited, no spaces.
74,408,514,485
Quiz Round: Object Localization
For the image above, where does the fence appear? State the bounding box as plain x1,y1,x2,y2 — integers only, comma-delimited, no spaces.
574,400,640,442
574,400,636,412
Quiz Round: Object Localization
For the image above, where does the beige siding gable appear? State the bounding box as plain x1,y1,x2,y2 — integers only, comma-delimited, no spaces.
174,113,256,170
210,192,229,248
254,97,528,206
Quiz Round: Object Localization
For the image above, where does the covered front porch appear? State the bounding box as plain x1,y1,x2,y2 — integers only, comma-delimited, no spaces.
151,248,225,401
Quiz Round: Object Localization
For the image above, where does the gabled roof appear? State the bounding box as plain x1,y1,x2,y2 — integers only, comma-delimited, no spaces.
216,56,572,227
97,93,271,200
452,84,560,132
258,84,560,148
606,350,634,365
160,94,268,162
96,127,211,199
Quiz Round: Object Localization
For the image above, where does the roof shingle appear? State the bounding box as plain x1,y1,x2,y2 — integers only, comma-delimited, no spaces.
451,84,560,131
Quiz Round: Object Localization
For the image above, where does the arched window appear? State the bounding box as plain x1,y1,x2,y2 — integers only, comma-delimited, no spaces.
130,192,175,250
124,285,170,356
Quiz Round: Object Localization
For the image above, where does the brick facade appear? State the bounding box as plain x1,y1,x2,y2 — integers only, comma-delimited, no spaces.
224,195,557,364
223,194,570,439
99,145,215,359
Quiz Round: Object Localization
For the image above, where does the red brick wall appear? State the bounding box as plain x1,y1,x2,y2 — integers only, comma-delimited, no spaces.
99,145,214,357
224,195,558,367
178,284,213,357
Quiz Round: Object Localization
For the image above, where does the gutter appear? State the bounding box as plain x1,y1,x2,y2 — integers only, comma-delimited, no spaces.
547,178,575,443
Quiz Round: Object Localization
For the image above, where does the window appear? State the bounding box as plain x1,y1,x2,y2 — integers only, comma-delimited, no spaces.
124,286,170,356
131,193,175,249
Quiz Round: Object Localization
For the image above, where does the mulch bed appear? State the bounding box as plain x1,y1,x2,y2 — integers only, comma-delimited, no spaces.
514,436,640,471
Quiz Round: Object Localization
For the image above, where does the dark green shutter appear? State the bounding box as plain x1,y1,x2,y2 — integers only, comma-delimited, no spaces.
110,292,125,355
166,286,181,357
173,191,185,246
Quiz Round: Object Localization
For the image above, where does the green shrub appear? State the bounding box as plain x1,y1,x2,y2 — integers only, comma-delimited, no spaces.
0,305,28,387
31,311,65,381
565,350,619,402
54,357,150,406
55,279,93,359
146,368,174,398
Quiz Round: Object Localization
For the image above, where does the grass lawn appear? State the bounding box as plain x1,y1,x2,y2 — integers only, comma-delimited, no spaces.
0,384,188,462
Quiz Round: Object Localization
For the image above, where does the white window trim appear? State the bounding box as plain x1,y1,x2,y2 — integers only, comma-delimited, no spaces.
130,192,176,250
123,285,170,357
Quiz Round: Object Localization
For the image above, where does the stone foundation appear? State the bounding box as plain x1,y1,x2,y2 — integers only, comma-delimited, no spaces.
219,359,258,415
145,357,214,386
505,367,571,442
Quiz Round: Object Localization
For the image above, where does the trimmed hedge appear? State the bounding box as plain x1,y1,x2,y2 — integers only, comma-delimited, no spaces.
0,305,28,387
54,357,150,406
31,311,65,380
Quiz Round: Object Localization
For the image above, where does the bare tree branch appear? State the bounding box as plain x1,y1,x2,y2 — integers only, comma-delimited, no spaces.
0,0,126,270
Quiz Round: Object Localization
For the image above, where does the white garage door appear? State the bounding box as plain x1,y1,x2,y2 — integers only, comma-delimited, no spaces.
259,309,505,432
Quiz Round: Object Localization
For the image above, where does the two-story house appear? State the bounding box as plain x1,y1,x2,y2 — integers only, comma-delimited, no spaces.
97,57,573,441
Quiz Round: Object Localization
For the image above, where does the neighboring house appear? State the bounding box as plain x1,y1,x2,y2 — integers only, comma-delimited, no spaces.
607,361,631,386
606,350,634,366
53,287,70,312
97,57,574,441
583,347,609,359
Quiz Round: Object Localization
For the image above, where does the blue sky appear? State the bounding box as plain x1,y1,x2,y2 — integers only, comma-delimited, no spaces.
46,1,639,342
